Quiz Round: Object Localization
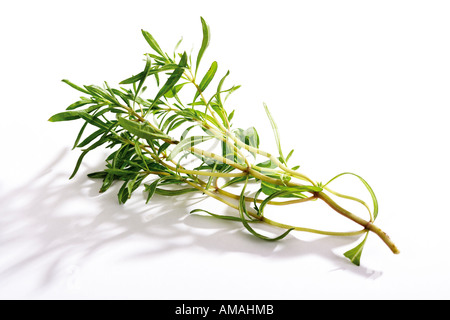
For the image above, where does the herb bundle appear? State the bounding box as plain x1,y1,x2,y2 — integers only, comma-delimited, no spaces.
49,17,399,266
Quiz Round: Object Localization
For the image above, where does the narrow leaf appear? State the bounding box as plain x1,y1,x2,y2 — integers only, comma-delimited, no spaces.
154,187,198,196
165,82,187,99
150,52,187,109
234,127,260,156
119,64,179,85
263,103,286,164
48,105,99,122
216,70,230,107
62,79,90,94
324,172,379,220
195,17,210,74
66,100,93,111
344,232,369,266
194,61,218,102
145,178,161,204
78,111,111,131
117,117,171,141
135,54,152,97
167,135,214,161
99,172,116,193
190,209,245,222
220,175,251,189
76,127,104,148
70,138,108,179
141,30,166,59
239,178,294,241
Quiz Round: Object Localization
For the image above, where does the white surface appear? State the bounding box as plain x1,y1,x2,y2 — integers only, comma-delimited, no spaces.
1,0,450,299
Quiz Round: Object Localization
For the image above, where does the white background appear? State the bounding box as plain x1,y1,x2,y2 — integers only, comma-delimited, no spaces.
1,0,449,300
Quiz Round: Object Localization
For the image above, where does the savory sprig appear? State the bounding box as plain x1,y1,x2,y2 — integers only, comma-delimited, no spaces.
49,17,399,266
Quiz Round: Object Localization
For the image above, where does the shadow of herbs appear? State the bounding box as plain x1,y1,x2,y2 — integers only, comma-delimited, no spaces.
0,149,381,291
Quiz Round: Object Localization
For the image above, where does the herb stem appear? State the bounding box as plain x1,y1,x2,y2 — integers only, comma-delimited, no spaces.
185,180,239,210
164,164,248,178
260,216,367,237
206,125,316,186
189,147,248,171
323,186,373,222
317,191,400,254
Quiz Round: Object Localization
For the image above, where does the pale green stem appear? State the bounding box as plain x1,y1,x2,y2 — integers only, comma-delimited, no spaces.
324,186,373,222
185,180,239,210
189,146,248,171
317,192,400,254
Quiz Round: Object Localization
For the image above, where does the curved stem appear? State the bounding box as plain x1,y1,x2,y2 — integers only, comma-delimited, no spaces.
261,217,366,237
324,186,373,222
316,192,400,254
188,179,365,237
217,188,316,206
184,180,239,210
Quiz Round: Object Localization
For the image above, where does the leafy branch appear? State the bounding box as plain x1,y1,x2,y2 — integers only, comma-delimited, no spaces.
49,17,399,266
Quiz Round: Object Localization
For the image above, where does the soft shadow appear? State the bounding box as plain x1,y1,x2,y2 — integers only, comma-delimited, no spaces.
0,148,382,292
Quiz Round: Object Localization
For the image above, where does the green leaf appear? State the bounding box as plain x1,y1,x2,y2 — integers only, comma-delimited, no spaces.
120,64,179,85
228,110,235,122
83,85,117,104
135,54,152,97
194,61,218,102
127,174,140,197
87,171,108,179
118,175,144,204
72,121,89,150
238,178,294,241
167,135,214,161
215,70,230,107
263,103,286,164
70,137,109,179
220,175,252,189
164,82,187,99
260,180,320,198
78,110,111,131
141,29,166,59
285,149,295,163
176,108,208,123
154,187,198,196
66,100,93,111
62,79,90,94
158,142,171,156
76,127,104,148
48,105,99,122
190,209,245,222
324,172,379,220
145,178,161,204
150,52,187,109
211,103,229,128
99,172,116,193
49,110,86,122
117,117,172,141
234,127,260,156
344,232,369,266
104,168,140,176
195,17,210,74
256,159,277,169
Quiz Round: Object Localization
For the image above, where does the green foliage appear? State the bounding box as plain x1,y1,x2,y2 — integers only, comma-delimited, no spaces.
117,116,171,141
344,232,369,266
194,61,218,102
50,17,397,267
196,17,210,75
167,135,214,161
